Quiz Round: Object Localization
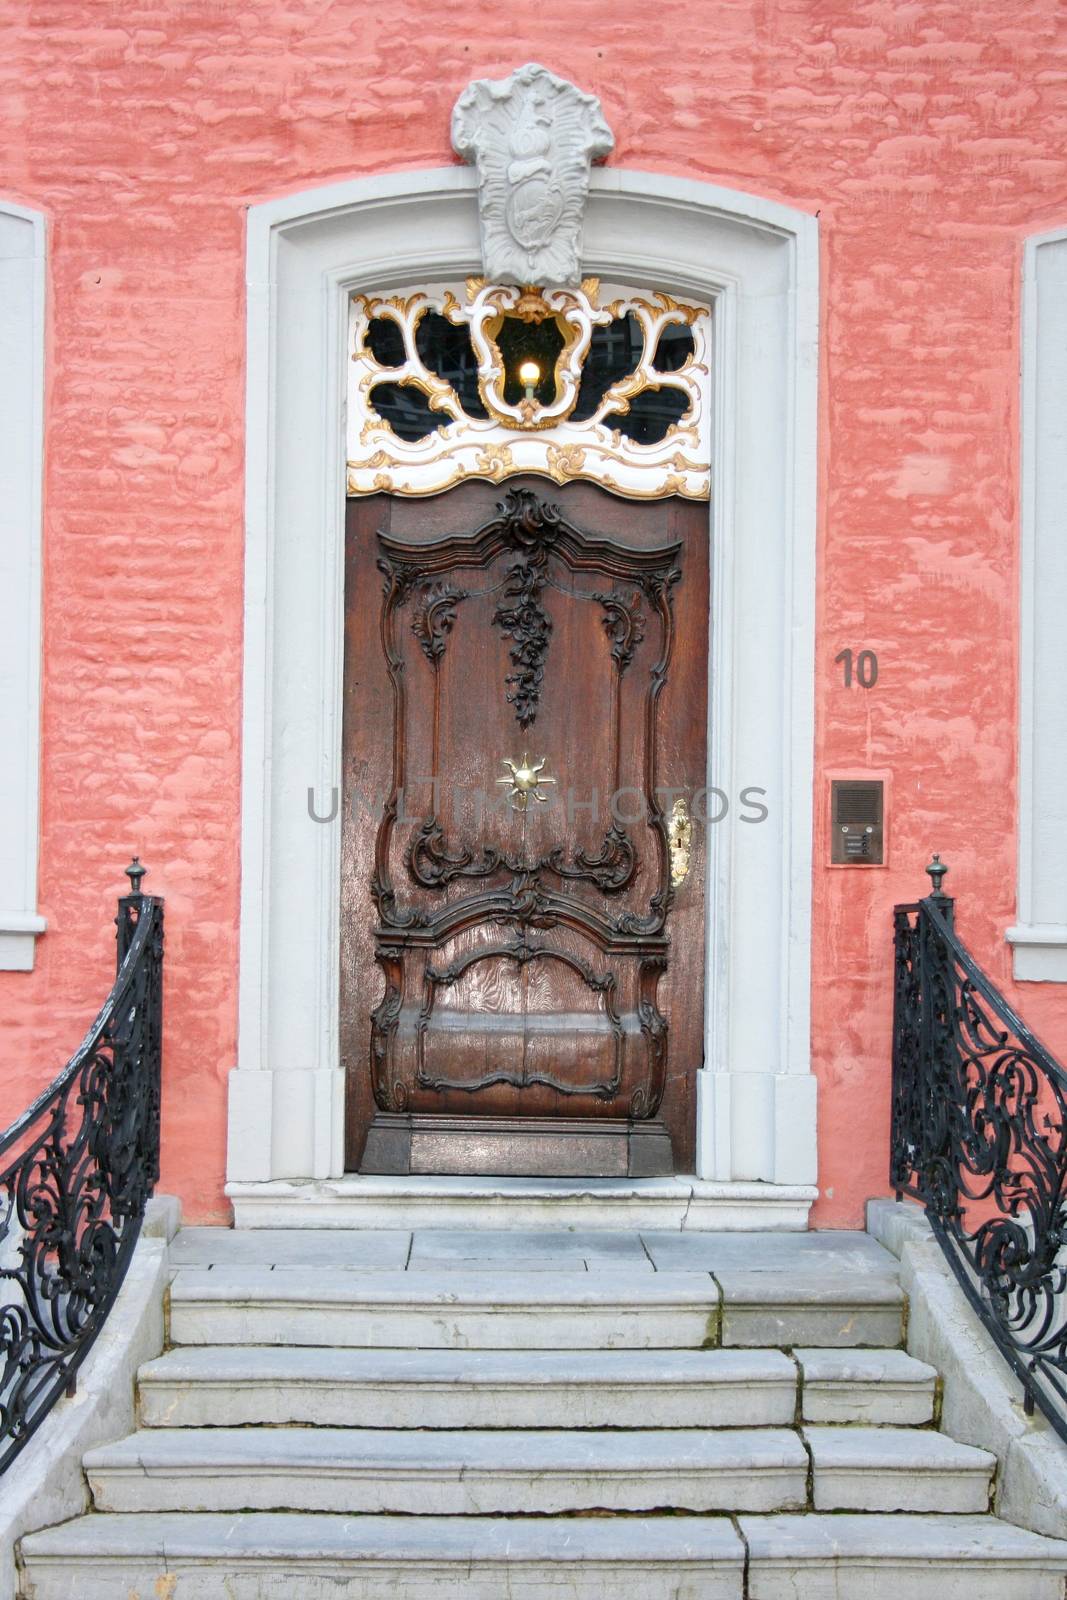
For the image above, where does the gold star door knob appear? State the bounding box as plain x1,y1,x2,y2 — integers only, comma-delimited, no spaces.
497,753,556,811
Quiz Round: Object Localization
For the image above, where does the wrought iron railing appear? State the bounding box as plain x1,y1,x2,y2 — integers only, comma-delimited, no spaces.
0,861,163,1472
892,855,1067,1443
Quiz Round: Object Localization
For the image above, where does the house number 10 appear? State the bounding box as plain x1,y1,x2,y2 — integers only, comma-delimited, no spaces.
835,648,879,688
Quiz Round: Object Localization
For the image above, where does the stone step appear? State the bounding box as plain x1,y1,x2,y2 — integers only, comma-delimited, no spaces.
137,1345,799,1429
739,1513,1067,1599
85,1426,810,1515
21,1513,1067,1600
168,1265,904,1349
716,1269,904,1347
805,1425,994,1513
84,1424,995,1517
20,1513,747,1600
167,1267,721,1349
796,1346,938,1424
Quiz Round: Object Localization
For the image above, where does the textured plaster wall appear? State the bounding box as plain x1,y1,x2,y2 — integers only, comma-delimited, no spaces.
0,0,1065,1224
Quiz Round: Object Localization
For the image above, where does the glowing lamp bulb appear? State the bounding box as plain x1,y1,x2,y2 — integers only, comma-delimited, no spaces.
518,359,541,399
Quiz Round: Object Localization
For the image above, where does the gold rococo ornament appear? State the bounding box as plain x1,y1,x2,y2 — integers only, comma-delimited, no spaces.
346,276,711,501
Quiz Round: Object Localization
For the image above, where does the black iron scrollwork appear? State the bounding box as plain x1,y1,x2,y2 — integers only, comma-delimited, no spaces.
891,856,1067,1446
0,861,164,1474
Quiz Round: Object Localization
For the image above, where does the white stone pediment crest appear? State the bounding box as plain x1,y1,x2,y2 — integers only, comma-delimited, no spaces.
451,63,614,286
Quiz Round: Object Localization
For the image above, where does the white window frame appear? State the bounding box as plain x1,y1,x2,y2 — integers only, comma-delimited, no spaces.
0,203,46,971
1008,229,1067,982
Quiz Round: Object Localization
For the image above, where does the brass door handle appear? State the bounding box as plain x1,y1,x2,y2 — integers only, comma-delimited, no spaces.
668,796,692,886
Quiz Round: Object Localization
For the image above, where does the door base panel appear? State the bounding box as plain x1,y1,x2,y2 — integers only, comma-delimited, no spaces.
360,1114,675,1179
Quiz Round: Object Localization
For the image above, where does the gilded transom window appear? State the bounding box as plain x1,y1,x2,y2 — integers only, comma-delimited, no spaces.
346,278,711,500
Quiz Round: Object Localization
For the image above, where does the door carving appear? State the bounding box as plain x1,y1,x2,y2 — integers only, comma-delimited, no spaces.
341,477,708,1175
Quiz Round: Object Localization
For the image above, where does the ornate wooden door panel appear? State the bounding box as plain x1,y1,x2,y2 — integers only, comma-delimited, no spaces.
341,478,708,1175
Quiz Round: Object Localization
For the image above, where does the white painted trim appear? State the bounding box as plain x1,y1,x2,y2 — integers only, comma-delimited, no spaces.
1006,926,1067,983
235,167,819,1194
1012,227,1067,983
0,201,46,971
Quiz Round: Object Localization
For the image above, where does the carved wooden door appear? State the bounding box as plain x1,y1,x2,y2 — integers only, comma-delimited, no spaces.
341,477,708,1175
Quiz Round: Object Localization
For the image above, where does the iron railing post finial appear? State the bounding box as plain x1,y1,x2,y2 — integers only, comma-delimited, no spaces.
924,853,954,927
117,857,148,969
925,852,949,898
124,856,147,896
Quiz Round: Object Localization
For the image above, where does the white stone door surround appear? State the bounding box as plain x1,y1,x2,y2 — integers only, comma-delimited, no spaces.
229,167,819,1219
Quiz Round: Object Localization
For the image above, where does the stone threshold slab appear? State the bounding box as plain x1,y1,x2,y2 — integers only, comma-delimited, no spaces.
226,1176,818,1231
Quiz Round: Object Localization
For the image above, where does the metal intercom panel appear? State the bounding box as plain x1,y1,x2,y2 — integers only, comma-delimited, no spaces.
830,779,884,865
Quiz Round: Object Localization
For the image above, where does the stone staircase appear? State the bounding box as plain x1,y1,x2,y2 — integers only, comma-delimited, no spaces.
18,1223,1067,1599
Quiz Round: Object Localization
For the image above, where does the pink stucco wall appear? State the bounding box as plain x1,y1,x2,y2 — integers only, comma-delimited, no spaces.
1,1,1065,1225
